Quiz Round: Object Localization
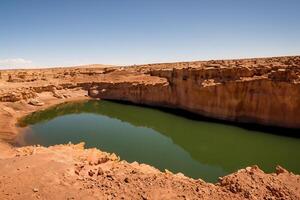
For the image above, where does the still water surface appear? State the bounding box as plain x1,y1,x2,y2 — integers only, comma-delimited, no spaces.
18,100,300,182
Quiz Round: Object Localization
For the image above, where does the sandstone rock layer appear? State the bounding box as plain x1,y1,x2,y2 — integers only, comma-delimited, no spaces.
95,56,300,128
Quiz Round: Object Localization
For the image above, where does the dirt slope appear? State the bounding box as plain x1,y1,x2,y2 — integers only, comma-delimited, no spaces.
0,143,299,200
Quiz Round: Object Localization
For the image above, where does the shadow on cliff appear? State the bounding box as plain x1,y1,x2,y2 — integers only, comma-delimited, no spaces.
105,99,300,138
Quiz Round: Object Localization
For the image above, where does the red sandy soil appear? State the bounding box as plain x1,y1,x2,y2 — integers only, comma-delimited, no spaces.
0,143,299,200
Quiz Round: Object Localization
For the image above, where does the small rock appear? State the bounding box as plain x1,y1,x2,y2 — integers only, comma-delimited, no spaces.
88,87,100,97
106,174,114,180
276,165,288,174
88,170,95,177
124,177,129,183
33,188,39,192
97,167,104,176
165,169,173,175
52,91,64,99
29,99,44,106
245,167,252,172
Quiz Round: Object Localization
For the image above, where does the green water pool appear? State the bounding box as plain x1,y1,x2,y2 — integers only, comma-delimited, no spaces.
17,100,300,182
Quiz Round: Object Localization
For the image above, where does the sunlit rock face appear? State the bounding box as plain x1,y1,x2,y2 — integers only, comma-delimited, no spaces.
94,56,300,128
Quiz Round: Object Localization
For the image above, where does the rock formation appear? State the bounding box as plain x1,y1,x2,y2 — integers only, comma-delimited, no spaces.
95,56,300,128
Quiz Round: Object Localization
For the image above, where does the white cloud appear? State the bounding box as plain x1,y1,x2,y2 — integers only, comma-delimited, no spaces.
0,58,33,69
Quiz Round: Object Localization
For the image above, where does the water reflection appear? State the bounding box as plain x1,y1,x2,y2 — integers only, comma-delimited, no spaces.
18,100,300,182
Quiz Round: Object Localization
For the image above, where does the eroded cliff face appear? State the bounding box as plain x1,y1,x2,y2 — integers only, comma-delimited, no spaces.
93,56,300,128
149,68,300,128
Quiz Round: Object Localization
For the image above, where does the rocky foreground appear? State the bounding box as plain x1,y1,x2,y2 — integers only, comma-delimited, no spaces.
0,56,300,199
0,143,299,200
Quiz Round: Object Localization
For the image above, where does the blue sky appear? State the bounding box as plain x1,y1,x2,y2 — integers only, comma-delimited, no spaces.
0,0,299,68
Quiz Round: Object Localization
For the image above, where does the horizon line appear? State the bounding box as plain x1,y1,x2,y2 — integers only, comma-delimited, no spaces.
1,54,299,70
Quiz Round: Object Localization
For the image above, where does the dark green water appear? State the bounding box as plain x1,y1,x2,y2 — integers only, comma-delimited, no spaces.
17,100,300,182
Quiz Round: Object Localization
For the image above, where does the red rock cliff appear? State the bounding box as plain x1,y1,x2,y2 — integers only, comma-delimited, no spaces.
92,56,300,128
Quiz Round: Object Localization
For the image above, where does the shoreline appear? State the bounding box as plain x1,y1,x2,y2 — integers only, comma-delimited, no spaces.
10,96,93,147
0,91,90,156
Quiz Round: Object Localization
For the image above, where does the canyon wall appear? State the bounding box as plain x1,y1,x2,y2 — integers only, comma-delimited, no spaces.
93,56,300,128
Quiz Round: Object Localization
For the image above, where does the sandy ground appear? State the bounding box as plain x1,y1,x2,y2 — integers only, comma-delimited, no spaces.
1,143,299,200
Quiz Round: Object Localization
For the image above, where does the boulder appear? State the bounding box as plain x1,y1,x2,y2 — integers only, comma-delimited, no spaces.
28,99,44,106
88,87,100,97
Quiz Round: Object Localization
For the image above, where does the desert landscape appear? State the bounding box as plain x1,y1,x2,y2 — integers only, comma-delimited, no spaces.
0,56,300,199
